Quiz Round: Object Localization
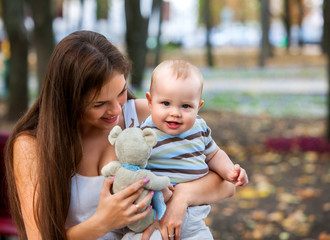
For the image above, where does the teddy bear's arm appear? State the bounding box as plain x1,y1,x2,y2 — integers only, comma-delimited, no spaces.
138,171,170,190
101,161,122,177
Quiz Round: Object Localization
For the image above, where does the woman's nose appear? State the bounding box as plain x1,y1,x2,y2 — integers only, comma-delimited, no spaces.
107,101,122,115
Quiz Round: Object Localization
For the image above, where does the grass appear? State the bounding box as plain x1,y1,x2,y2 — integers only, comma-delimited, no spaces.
202,91,326,118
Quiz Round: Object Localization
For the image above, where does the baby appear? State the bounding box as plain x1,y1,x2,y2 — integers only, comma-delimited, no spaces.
140,59,248,239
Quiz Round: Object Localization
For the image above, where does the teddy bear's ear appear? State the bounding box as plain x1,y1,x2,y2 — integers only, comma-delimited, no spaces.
108,126,122,145
142,128,157,147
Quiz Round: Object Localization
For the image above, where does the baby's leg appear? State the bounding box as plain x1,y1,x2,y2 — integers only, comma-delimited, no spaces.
180,205,214,240
121,230,162,240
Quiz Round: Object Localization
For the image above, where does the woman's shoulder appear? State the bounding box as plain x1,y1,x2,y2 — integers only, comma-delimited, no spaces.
14,133,37,150
134,98,150,124
13,134,38,174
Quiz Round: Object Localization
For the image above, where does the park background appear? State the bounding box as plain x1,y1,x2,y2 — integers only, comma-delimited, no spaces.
0,0,330,239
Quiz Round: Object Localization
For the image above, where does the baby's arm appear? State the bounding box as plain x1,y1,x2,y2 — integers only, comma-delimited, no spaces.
205,147,248,186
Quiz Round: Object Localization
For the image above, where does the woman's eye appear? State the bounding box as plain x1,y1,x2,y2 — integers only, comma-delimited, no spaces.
94,102,105,108
182,104,190,109
162,101,170,106
119,88,127,96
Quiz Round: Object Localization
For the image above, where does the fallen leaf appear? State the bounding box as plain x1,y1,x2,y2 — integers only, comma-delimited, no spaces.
282,209,311,236
277,192,301,204
318,232,330,240
251,210,267,221
279,232,290,240
304,163,316,174
296,175,317,185
322,202,330,212
304,151,318,162
238,199,259,209
237,187,258,199
296,188,321,199
268,211,284,222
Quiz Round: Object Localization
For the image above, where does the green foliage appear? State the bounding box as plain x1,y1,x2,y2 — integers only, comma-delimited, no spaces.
162,42,182,51
198,0,224,26
198,0,260,26
96,0,109,19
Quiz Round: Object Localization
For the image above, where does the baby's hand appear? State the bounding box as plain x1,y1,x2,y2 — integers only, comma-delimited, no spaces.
228,164,248,187
162,184,174,203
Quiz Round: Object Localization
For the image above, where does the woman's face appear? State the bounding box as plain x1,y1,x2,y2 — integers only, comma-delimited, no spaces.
80,72,127,133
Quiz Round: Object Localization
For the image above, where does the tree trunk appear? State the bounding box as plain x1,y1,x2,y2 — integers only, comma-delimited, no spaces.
284,0,291,51
323,0,330,140
153,0,163,67
258,0,271,67
28,0,55,92
125,0,149,90
203,0,214,67
296,0,304,48
2,0,29,121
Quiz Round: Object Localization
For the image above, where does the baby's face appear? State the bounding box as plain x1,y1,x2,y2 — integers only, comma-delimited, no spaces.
147,74,203,135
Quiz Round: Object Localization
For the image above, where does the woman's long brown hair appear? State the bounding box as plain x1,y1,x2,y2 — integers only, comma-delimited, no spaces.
5,31,132,239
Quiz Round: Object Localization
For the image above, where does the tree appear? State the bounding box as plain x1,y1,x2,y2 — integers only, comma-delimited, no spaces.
1,0,29,121
29,0,55,92
153,0,163,67
296,0,304,47
283,0,291,51
323,1,330,139
258,0,272,67
125,0,150,90
203,0,214,67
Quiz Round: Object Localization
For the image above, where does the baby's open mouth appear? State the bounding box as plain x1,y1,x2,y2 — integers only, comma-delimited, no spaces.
166,121,181,129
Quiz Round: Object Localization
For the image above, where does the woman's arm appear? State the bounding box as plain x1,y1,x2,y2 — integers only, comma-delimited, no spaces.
173,170,235,206
13,135,42,239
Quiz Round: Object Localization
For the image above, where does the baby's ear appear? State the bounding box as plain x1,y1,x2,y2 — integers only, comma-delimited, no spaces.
199,100,204,109
142,128,157,147
108,126,122,145
146,92,152,105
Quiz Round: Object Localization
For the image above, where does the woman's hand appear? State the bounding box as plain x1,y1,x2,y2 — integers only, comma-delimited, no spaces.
142,184,188,240
159,191,188,240
67,177,154,239
95,177,154,235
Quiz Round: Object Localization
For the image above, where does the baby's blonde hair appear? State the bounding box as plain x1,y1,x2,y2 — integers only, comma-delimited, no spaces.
150,60,204,98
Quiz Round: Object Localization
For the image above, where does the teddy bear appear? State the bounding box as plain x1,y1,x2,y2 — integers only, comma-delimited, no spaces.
101,126,170,233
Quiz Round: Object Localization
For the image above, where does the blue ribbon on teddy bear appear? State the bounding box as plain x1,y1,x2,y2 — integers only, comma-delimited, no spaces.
122,163,166,220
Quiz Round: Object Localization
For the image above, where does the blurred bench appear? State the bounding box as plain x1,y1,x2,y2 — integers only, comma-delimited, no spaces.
0,132,18,238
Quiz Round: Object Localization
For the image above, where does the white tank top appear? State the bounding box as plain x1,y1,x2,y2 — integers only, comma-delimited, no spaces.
65,100,140,240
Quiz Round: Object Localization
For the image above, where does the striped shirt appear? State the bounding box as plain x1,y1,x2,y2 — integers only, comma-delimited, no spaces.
140,115,217,185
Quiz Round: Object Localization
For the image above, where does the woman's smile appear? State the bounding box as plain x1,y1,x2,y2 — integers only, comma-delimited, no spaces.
101,115,118,123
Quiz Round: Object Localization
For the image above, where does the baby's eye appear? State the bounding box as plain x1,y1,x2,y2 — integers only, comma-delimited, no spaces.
162,101,170,106
94,102,106,108
182,104,190,109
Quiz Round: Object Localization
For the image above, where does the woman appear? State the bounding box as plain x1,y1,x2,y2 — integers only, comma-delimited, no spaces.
5,31,235,240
